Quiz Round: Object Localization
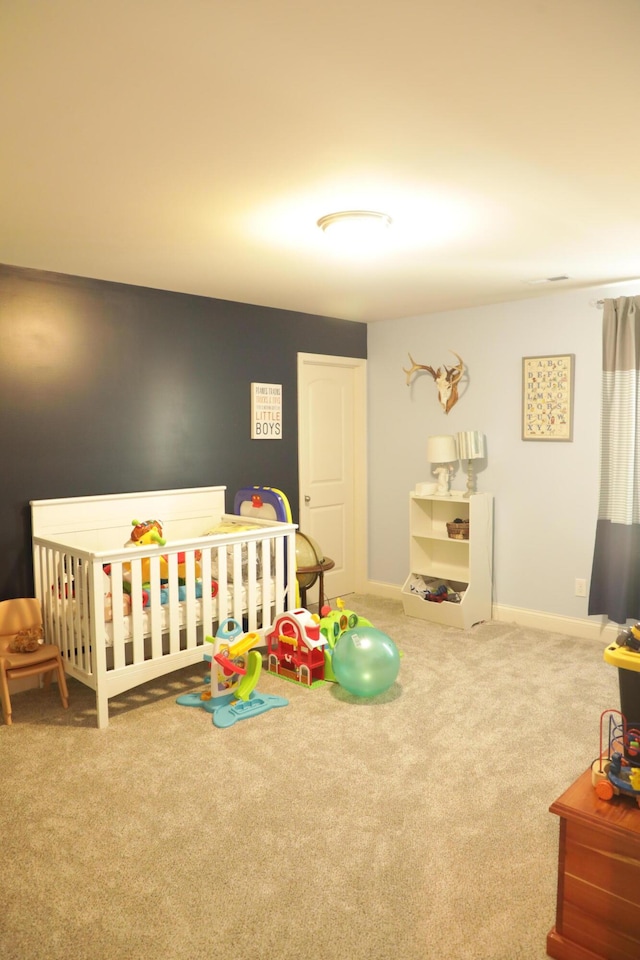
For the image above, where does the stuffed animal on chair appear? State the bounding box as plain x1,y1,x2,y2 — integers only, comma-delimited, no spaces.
8,626,43,653
0,598,69,725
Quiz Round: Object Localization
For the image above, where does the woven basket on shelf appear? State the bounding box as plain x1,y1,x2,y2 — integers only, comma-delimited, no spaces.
446,520,470,540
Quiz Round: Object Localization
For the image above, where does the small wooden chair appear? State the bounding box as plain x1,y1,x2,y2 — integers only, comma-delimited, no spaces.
0,598,69,725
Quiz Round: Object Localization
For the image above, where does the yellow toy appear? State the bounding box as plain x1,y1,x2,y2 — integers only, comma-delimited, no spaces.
123,518,201,585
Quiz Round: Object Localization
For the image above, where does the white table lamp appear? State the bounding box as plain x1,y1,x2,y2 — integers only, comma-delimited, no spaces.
456,431,486,498
427,434,458,496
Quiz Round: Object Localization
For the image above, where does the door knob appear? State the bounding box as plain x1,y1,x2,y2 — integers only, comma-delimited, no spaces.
304,495,311,503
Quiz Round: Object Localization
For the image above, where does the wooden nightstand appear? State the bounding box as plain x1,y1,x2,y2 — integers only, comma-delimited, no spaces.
547,767,640,960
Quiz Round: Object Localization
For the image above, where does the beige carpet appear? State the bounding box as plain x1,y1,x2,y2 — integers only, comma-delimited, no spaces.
1,595,620,960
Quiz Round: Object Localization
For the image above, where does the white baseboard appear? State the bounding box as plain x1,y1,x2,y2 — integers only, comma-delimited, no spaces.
364,579,621,643
491,603,619,643
361,580,404,601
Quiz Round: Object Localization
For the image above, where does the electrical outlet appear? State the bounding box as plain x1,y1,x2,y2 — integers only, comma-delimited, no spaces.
575,578,587,597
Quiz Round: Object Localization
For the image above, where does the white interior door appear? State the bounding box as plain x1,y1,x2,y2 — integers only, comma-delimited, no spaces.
298,353,367,606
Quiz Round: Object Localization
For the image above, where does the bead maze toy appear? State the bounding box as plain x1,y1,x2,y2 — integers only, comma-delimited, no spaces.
319,597,373,646
176,617,287,727
591,709,640,807
318,597,373,682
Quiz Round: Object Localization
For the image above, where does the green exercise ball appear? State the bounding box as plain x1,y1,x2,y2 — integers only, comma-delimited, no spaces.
332,627,400,698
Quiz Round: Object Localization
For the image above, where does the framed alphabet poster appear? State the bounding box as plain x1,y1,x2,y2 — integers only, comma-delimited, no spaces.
522,354,574,441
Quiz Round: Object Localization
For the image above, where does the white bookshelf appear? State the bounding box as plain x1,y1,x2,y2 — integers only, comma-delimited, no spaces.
401,491,493,629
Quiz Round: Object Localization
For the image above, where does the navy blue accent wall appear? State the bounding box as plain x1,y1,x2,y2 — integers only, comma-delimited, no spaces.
0,264,367,599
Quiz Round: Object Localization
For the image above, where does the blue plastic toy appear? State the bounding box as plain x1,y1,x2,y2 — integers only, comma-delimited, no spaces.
176,617,288,726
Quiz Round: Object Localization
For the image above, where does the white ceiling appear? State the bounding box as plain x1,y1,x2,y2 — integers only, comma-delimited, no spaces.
2,0,640,323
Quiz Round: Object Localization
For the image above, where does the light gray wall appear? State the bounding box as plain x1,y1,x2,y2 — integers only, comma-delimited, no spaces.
367,280,640,621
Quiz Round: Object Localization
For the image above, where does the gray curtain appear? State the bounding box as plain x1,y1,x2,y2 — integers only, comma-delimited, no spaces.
589,296,640,623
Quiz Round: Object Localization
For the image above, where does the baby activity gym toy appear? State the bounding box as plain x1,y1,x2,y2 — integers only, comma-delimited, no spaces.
177,617,288,727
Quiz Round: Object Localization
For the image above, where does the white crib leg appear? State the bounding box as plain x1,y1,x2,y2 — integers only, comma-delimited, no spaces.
96,691,110,729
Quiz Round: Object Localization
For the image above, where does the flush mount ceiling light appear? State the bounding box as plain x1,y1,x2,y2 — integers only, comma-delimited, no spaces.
317,210,392,233
525,275,570,286
316,210,392,253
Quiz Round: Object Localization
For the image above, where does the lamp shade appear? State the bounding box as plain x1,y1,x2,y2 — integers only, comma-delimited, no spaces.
456,431,486,461
427,434,458,463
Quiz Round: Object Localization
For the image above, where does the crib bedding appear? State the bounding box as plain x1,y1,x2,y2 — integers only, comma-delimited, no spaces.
99,578,272,645
31,486,297,727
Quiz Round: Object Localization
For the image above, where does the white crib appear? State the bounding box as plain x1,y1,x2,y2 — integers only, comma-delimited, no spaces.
31,486,297,728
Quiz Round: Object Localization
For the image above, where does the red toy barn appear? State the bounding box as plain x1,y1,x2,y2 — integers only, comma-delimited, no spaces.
266,609,327,686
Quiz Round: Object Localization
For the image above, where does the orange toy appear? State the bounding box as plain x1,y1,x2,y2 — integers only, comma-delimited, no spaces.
129,519,166,547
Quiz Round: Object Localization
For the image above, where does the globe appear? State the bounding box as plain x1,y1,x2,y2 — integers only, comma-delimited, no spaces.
295,531,324,589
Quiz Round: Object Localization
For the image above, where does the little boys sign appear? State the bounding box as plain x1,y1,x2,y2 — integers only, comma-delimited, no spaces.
251,383,282,439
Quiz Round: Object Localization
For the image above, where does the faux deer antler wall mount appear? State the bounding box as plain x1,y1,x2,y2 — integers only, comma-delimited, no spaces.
403,350,465,414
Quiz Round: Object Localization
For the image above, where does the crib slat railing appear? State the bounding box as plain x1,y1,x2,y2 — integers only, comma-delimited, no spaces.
260,537,273,624
164,552,180,654
215,542,230,626
245,538,258,631
128,555,145,666
66,551,83,671
54,550,67,656
38,546,55,650
38,546,55,646
147,553,164,661
89,555,109,721
73,553,90,674
274,536,285,617
33,544,55,654
286,528,296,612
37,543,94,677
70,555,82,671
66,550,88,673
229,540,242,626
199,547,214,638
110,560,126,671
184,549,198,650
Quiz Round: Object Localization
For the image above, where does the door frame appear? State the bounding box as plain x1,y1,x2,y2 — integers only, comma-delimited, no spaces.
297,352,368,596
